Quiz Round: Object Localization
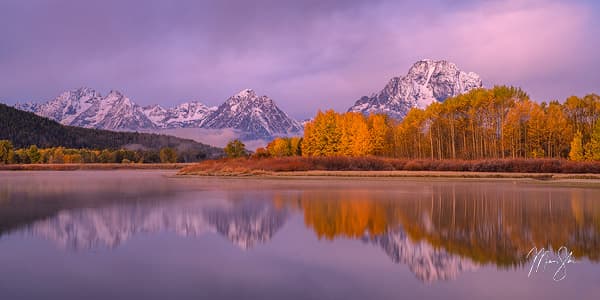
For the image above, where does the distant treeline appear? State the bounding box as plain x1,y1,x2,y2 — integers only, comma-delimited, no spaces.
0,141,184,164
262,86,600,161
0,103,223,160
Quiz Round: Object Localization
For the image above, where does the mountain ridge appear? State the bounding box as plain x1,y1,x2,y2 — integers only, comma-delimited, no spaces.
348,59,483,119
15,87,301,140
0,103,223,159
202,89,303,140
11,59,483,139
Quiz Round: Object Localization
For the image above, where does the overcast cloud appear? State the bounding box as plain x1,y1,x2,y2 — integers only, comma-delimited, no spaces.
1,0,598,119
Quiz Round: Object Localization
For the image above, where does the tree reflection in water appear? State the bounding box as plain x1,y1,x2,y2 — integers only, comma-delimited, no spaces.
2,177,600,282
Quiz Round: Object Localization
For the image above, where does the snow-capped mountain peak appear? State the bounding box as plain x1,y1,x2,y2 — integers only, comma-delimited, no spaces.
202,89,303,140
156,101,217,128
16,87,103,126
15,87,301,139
348,59,483,119
234,88,256,98
15,87,157,131
142,104,168,124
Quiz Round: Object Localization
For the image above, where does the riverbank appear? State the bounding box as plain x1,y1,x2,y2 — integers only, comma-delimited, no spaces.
0,163,194,171
177,169,600,181
178,157,600,178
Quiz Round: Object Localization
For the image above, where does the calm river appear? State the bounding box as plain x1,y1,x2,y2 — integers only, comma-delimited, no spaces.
0,171,599,299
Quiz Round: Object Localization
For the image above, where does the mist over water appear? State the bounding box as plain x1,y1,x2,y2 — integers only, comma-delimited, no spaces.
143,127,269,149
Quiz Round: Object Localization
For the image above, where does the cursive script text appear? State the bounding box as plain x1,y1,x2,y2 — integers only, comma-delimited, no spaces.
527,246,576,281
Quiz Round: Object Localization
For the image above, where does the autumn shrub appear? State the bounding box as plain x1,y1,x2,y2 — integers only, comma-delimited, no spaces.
403,160,426,171
560,160,600,173
259,157,311,171
179,156,600,174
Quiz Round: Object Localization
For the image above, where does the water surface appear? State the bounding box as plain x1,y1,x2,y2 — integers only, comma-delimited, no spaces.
1,171,599,299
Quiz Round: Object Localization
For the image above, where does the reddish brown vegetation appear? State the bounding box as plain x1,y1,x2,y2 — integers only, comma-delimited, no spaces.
179,156,600,175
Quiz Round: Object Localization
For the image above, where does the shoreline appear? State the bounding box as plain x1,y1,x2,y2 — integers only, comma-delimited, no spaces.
2,168,600,186
176,170,600,181
3,166,600,184
0,163,194,171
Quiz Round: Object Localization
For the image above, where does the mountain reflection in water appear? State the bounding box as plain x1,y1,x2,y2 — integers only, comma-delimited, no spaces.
1,172,599,284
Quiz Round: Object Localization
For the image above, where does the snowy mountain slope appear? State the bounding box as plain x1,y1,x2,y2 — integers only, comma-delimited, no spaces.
144,101,217,129
202,89,303,140
142,104,169,125
71,90,157,130
348,59,483,119
16,87,102,126
16,88,156,131
15,88,301,140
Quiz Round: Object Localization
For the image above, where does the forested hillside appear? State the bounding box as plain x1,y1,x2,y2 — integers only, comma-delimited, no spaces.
0,104,223,160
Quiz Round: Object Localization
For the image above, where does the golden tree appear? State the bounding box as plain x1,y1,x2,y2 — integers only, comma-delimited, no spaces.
569,131,585,161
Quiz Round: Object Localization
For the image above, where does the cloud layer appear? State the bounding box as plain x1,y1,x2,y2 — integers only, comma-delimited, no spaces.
0,0,598,118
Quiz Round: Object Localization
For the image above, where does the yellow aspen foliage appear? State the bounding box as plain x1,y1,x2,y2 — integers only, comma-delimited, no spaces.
569,131,585,161
585,121,600,161
289,137,302,156
368,114,391,156
299,88,600,161
267,137,292,157
301,121,316,156
350,116,372,156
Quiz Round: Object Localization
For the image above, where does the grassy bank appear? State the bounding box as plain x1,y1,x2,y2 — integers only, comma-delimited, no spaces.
178,156,600,178
0,163,194,171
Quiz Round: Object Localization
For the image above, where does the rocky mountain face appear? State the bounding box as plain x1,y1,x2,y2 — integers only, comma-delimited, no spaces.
142,101,217,129
16,87,301,140
348,59,483,119
202,89,303,140
16,88,156,131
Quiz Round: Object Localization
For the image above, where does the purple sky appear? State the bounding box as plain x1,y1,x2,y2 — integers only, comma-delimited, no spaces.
1,0,598,119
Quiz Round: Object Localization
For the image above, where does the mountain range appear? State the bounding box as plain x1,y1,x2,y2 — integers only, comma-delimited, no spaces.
16,88,303,140
12,59,482,141
0,103,223,158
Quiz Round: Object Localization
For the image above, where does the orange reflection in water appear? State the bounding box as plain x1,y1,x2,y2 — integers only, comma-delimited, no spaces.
273,183,600,267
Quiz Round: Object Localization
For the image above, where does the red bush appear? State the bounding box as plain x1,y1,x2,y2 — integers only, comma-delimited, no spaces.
179,156,600,174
